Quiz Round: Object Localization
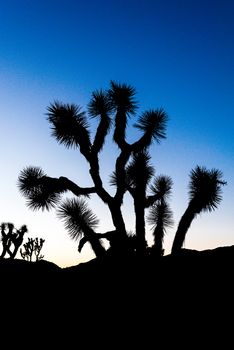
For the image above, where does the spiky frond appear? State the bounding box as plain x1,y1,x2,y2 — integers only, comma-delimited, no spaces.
108,81,137,114
109,171,117,187
46,102,91,156
88,90,112,153
57,198,99,241
133,109,168,150
18,166,65,211
18,166,46,197
147,200,174,230
150,175,173,199
126,151,154,189
188,166,226,212
88,89,113,117
26,188,61,211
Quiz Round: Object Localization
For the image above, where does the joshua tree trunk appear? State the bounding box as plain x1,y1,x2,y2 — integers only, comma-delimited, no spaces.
109,201,128,243
86,230,106,257
134,199,147,254
89,152,129,252
171,205,196,254
152,222,164,257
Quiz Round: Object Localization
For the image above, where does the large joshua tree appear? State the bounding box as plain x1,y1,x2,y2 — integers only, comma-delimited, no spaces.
18,81,168,257
171,166,226,254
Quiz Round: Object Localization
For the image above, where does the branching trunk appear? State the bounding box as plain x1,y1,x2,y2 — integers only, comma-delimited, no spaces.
89,153,128,250
109,201,127,239
86,231,106,257
89,153,112,203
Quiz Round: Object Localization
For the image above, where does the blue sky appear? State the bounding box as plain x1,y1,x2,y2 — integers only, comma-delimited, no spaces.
0,0,233,267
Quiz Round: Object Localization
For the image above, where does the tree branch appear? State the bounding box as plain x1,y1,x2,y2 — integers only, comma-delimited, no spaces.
114,146,131,202
89,154,113,203
145,193,161,208
41,176,96,197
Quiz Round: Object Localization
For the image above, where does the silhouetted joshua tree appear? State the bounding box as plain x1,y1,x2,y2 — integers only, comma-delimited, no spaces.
125,151,154,254
20,237,45,261
0,222,14,259
10,224,28,259
0,222,28,259
147,176,174,256
18,81,168,257
171,166,226,254
111,151,173,255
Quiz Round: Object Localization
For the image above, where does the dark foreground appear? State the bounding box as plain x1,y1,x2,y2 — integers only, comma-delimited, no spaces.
1,246,233,342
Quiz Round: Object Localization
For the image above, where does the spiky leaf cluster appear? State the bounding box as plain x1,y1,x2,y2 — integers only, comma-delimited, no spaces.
189,166,226,212
46,102,91,156
108,81,137,114
147,201,174,231
126,151,154,189
150,175,173,199
57,198,99,241
18,167,65,211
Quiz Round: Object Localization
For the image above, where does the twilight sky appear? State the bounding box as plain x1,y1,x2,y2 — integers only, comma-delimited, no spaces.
0,0,233,267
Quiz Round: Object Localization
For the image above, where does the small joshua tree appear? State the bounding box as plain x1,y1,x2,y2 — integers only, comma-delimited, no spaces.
20,237,45,262
0,222,28,259
147,176,174,257
171,166,226,254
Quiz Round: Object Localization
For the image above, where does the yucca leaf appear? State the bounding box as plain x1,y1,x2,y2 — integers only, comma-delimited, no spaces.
46,101,91,157
108,81,137,114
57,198,99,241
133,109,168,150
126,151,154,189
18,166,66,211
149,175,173,199
18,166,46,196
88,89,113,117
147,200,174,230
189,166,226,212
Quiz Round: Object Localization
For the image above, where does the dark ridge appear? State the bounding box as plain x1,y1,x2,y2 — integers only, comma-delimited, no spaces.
1,244,234,284
1,245,233,340
1,246,234,315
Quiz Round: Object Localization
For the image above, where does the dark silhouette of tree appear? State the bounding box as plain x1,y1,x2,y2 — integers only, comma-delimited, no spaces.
110,151,156,254
18,81,168,257
0,222,14,258
125,151,154,254
171,166,226,254
57,198,106,257
112,151,173,255
0,222,28,259
147,176,173,256
20,237,45,261
10,224,28,259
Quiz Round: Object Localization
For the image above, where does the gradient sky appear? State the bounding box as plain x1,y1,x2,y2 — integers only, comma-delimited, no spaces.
0,0,233,268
